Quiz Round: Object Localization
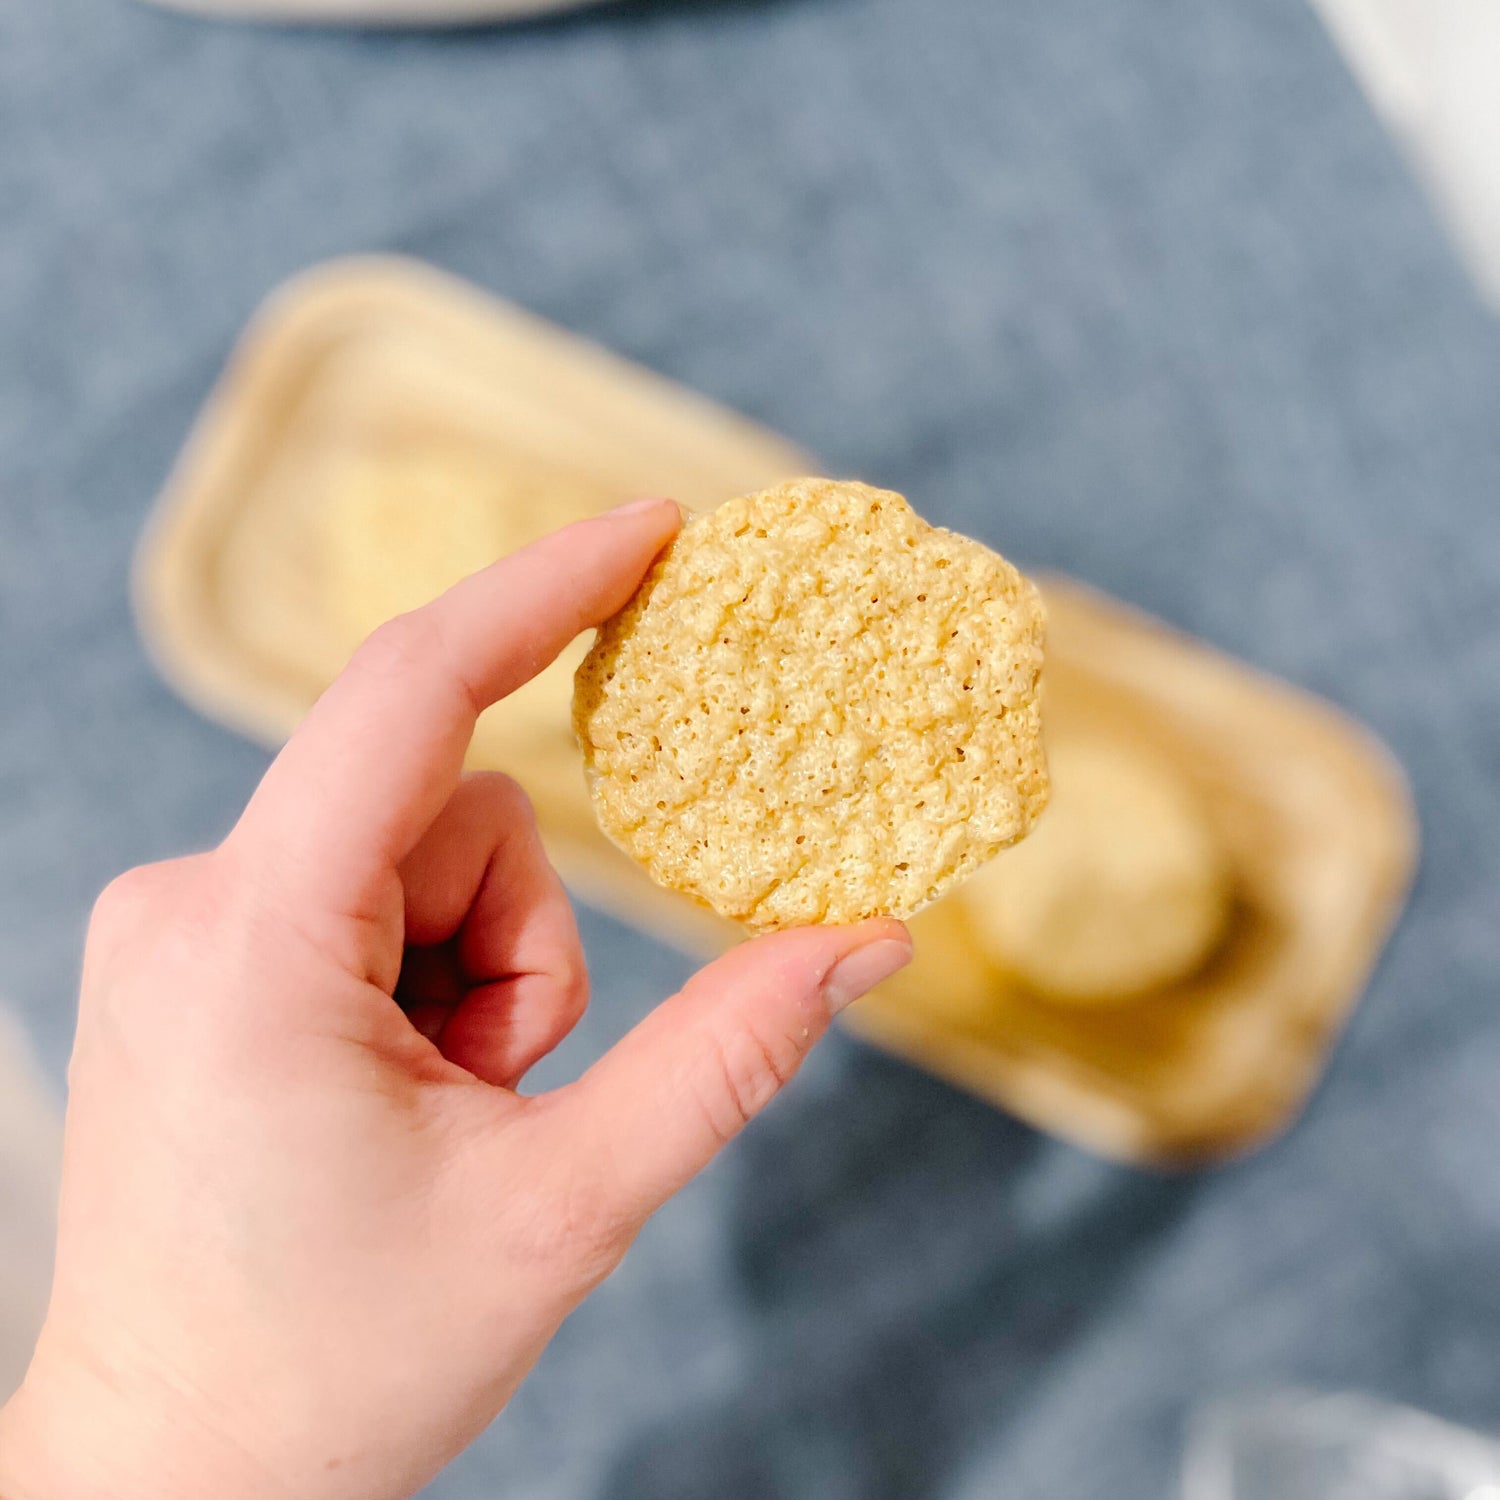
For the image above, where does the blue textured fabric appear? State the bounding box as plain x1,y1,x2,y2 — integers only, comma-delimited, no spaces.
3,0,1500,1495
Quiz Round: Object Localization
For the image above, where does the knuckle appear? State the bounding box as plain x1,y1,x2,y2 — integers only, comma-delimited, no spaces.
556,954,591,1027
356,611,443,682
357,611,486,719
463,770,536,829
705,1026,801,1145
88,860,177,939
467,768,526,802
499,774,545,833
500,775,536,824
85,853,232,982
511,1158,625,1286
553,1175,622,1271
82,858,200,1025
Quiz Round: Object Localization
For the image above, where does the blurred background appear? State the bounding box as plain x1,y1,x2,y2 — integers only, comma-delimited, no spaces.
3,0,1500,1496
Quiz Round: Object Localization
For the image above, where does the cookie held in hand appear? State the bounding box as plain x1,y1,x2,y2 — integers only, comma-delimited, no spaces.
573,479,1049,930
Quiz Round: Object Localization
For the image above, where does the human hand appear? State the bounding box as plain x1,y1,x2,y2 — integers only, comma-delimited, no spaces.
0,498,912,1500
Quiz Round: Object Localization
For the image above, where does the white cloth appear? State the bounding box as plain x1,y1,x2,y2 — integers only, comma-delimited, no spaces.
0,1006,61,1399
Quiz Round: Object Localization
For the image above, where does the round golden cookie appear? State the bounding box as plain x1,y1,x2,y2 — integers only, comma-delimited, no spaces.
573,478,1049,930
959,739,1231,1005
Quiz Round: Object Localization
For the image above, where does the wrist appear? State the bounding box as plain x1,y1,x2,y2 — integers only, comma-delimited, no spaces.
0,1336,292,1500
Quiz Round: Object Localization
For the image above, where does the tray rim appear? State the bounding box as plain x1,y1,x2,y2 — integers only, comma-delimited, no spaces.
132,253,815,747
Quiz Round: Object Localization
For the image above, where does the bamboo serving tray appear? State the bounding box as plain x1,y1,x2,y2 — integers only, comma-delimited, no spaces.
135,256,1417,1165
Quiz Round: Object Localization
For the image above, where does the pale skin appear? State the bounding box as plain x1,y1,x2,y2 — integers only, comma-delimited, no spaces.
0,498,913,1500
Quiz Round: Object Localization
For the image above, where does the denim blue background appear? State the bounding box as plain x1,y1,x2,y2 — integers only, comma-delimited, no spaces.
4,0,1500,1494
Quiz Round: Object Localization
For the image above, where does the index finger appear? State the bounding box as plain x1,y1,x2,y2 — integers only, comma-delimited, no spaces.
229,498,682,914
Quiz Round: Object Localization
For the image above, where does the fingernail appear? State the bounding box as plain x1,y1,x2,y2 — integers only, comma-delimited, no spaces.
609,496,677,518
821,938,913,1014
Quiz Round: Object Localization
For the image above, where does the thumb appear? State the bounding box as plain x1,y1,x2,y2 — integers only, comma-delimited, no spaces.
558,920,912,1229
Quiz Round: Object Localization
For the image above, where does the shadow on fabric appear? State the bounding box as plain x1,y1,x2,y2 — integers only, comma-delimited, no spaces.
594,1042,1203,1500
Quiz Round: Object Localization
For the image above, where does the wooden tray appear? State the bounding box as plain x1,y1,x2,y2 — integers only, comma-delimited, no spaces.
135,256,1417,1166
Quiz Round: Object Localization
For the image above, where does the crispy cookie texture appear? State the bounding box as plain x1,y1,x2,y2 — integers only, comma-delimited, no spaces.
573,479,1049,930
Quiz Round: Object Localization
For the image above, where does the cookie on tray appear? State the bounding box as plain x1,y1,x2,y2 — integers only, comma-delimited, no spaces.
960,738,1231,1004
